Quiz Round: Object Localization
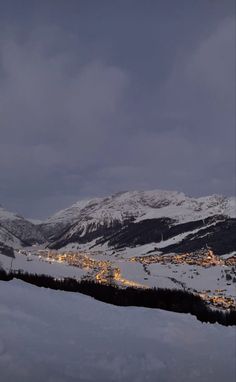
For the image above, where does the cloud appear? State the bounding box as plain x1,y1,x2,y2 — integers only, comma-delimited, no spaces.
92,17,235,198
0,29,128,215
0,15,235,218
160,18,235,133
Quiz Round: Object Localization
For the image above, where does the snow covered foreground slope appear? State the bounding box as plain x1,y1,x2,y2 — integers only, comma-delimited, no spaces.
0,279,235,382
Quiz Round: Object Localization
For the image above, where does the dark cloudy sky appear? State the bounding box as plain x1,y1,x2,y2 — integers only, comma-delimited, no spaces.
0,1,235,218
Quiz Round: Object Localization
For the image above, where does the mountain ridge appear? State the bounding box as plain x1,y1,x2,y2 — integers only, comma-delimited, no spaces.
40,190,236,255
0,190,235,255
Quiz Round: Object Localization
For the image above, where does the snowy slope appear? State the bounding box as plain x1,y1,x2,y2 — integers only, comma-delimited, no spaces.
0,191,235,254
41,190,235,253
0,252,88,279
0,205,45,247
0,279,235,382
44,190,236,230
0,226,22,249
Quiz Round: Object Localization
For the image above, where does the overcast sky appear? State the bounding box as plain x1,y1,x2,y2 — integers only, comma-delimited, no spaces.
0,1,235,219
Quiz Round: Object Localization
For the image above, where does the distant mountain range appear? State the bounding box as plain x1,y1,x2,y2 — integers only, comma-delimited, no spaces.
0,190,235,256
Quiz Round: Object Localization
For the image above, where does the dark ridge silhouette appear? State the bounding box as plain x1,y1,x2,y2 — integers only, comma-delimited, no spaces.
47,216,236,256
0,269,235,326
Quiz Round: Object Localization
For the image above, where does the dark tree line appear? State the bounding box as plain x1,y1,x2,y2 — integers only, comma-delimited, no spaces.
0,268,235,326
0,242,15,258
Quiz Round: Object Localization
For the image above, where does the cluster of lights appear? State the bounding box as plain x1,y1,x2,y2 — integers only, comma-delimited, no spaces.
131,250,229,268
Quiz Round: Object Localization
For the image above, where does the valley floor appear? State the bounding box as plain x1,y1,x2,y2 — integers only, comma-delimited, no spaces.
1,248,235,310
0,279,235,382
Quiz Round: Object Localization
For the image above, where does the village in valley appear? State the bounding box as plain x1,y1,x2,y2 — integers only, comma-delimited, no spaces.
9,246,235,311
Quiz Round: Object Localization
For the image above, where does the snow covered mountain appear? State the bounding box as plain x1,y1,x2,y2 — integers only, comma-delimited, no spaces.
0,205,45,248
40,190,236,255
0,191,235,255
0,191,235,313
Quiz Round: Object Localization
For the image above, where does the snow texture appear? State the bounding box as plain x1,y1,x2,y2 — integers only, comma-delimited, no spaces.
0,252,87,280
44,190,236,232
0,279,235,382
